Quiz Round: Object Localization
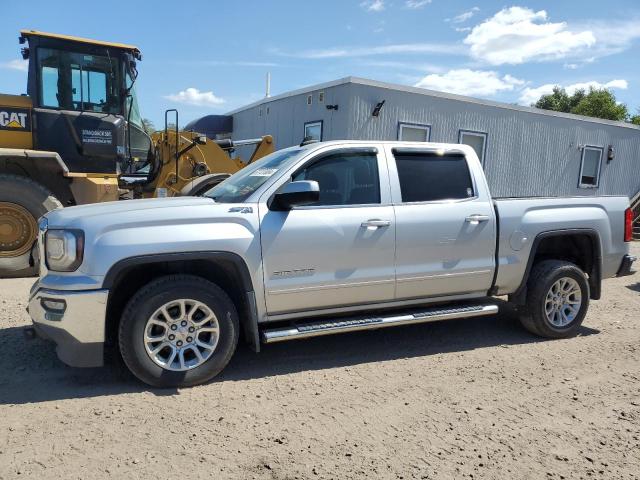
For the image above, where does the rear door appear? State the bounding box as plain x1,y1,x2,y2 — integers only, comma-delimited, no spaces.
259,145,396,314
386,145,496,300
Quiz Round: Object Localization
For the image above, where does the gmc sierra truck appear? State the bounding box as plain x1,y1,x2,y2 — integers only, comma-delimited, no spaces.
28,141,636,387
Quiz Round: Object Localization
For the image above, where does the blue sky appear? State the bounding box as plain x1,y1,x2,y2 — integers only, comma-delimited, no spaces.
2,0,639,127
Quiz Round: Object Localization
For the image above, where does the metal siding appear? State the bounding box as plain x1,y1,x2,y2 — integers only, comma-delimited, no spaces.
232,82,640,199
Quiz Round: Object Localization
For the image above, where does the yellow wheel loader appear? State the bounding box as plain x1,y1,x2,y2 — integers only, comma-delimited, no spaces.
0,30,273,277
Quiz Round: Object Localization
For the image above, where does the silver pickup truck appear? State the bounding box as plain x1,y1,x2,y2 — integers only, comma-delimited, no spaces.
28,141,636,387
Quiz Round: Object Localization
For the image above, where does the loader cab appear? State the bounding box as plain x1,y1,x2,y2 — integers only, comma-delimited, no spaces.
20,30,152,174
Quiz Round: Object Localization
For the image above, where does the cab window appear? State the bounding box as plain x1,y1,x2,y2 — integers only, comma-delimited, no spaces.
37,47,120,114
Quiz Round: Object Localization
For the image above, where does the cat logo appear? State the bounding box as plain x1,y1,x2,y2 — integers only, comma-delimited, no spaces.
0,108,31,132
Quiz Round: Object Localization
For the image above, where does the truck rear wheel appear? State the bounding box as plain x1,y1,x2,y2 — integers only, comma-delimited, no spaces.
0,174,63,278
518,260,590,338
118,274,239,388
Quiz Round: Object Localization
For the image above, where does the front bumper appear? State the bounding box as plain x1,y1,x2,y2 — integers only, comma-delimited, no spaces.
28,285,109,367
616,254,636,277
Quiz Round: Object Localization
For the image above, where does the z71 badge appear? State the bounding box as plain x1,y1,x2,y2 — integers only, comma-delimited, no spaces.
0,107,30,131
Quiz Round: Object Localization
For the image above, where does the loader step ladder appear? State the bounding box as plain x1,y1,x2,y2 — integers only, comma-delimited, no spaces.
261,304,499,343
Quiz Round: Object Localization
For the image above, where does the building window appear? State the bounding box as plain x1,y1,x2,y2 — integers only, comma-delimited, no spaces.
307,94,312,106
304,120,323,141
258,108,263,117
266,106,270,115
318,91,325,103
398,122,430,142
458,130,487,165
579,146,603,188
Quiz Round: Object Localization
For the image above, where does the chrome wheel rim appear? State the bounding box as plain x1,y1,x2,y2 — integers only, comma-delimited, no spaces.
143,299,219,371
544,277,582,328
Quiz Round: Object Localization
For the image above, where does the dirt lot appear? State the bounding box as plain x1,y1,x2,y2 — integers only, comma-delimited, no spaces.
1,244,639,480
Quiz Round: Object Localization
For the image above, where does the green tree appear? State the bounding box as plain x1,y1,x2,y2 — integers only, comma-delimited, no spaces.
533,87,628,122
631,112,640,126
141,118,155,134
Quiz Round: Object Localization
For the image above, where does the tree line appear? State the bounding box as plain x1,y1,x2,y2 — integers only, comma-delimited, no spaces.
533,87,640,125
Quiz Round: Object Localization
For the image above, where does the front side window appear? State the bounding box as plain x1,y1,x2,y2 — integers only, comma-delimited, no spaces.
304,121,322,141
579,146,603,188
292,151,380,206
38,47,121,114
459,130,487,165
394,151,474,202
398,122,430,142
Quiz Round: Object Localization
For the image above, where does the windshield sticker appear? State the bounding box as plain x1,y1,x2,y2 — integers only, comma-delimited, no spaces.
249,168,278,177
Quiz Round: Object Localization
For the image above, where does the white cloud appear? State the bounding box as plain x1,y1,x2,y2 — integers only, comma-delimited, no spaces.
575,19,640,58
452,7,479,24
273,42,464,59
519,79,629,105
361,0,384,12
464,6,596,65
414,69,525,97
405,0,431,9
1,59,28,72
164,88,225,107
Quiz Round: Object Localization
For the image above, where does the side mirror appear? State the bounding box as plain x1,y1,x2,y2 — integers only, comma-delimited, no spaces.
271,180,319,211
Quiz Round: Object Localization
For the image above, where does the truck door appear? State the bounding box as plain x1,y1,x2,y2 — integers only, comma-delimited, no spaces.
386,146,496,300
259,146,396,315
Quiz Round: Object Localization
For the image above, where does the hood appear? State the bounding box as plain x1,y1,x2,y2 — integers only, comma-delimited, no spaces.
45,196,216,226
40,196,262,278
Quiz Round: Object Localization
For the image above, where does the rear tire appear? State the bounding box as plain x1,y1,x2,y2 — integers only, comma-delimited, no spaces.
0,174,62,278
119,274,239,388
518,260,589,338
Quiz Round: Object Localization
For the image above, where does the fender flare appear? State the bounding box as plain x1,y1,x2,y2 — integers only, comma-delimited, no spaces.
510,228,602,303
102,251,260,351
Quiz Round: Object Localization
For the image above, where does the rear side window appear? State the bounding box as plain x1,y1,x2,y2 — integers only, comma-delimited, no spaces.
393,151,474,202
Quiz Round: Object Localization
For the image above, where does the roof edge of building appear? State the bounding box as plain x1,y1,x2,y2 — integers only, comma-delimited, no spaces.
226,76,640,131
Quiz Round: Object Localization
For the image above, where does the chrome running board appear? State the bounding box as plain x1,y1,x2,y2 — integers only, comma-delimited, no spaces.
261,304,498,344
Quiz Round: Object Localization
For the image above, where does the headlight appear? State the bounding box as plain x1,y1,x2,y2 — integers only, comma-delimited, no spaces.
45,229,84,272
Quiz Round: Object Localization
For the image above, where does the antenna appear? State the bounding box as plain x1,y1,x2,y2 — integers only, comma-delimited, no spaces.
265,72,271,98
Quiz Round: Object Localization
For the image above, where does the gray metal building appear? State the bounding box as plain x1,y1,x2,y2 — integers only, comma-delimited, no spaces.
222,76,640,202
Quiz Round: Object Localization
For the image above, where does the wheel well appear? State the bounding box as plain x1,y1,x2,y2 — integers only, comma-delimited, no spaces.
533,234,596,280
104,258,256,356
512,232,601,303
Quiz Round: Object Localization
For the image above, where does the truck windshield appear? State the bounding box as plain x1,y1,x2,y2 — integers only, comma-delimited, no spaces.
205,147,305,203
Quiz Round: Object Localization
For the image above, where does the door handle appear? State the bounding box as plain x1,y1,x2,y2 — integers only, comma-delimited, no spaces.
465,214,491,224
361,219,391,229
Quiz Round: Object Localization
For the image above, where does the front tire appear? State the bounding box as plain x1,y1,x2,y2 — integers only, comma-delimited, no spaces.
119,275,239,388
518,260,590,338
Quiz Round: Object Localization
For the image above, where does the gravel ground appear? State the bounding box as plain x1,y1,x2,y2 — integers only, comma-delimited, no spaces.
1,244,639,480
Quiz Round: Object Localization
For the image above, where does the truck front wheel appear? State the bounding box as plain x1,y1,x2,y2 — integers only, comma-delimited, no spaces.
119,275,239,388
518,260,590,338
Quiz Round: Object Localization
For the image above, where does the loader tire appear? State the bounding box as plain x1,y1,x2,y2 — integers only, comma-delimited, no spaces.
0,174,63,278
